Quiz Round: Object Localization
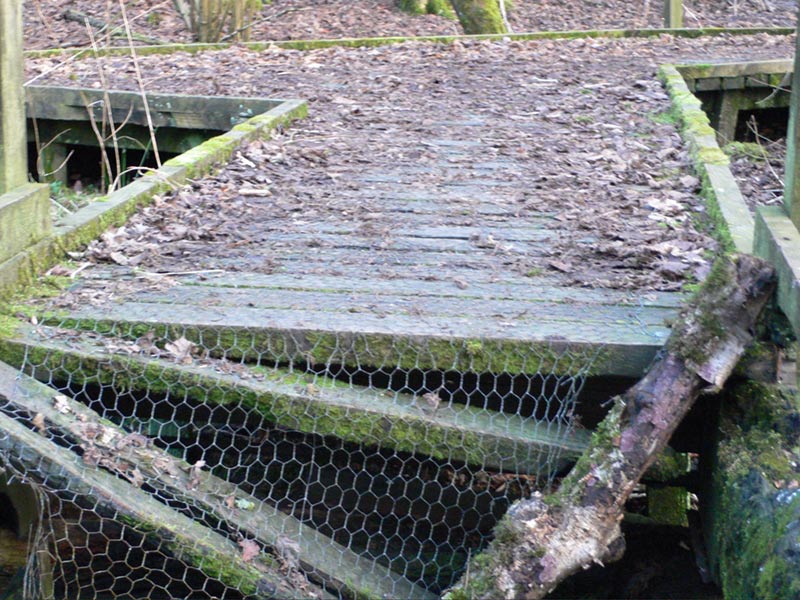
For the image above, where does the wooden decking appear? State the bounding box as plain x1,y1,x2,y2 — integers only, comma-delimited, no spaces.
53,265,678,378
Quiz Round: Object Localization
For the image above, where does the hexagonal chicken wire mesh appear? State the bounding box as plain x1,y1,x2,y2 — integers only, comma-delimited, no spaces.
0,321,600,598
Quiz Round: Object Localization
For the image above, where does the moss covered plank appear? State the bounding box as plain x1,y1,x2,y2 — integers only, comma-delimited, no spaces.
101,286,677,327
185,275,685,306
0,325,590,474
48,299,669,377
753,206,800,333
677,59,793,81
0,393,304,598
0,361,427,600
93,269,682,307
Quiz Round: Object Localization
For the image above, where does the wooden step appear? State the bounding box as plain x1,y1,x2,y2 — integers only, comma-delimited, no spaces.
1,325,590,475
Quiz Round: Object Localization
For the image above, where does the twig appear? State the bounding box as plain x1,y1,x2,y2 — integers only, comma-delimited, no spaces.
118,0,162,169
498,0,512,34
25,1,171,86
746,116,784,187
63,9,167,45
136,269,227,278
35,131,75,180
755,71,792,106
219,6,306,42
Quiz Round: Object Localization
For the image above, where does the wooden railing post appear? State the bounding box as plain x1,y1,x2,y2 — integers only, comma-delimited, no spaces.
783,21,800,227
663,0,683,28
0,0,27,194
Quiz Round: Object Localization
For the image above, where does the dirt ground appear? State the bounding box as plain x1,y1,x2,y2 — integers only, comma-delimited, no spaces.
23,0,796,51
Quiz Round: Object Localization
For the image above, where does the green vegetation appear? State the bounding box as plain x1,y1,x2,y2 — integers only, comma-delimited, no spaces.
398,0,457,19
723,141,769,162
706,381,800,599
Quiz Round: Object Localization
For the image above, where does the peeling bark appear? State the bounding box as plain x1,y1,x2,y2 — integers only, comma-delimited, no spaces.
445,255,776,600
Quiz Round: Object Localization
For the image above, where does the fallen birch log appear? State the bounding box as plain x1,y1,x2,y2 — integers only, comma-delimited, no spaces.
445,254,776,599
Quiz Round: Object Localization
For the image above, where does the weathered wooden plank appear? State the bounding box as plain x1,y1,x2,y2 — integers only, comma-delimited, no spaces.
785,28,800,227
79,267,687,307
216,250,534,273
108,285,678,327
25,86,282,131
0,388,307,599
663,0,683,28
39,300,667,377
678,59,793,80
258,223,556,243
0,361,429,600
754,206,800,334
0,326,591,473
260,232,542,254
0,0,26,194
62,300,670,346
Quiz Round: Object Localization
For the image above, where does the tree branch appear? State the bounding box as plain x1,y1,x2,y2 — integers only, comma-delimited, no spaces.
445,254,776,599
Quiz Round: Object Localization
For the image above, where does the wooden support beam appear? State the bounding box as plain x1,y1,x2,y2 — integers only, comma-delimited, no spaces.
0,0,26,193
0,360,427,600
663,0,683,28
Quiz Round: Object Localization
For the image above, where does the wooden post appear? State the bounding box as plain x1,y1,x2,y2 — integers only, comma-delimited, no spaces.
0,0,27,194
663,0,683,28
783,21,800,227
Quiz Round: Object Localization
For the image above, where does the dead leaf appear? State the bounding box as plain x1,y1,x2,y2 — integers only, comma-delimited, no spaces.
164,337,196,364
275,535,300,571
189,459,206,489
53,394,71,414
224,495,236,510
128,467,144,488
238,538,260,563
32,413,46,434
547,260,573,273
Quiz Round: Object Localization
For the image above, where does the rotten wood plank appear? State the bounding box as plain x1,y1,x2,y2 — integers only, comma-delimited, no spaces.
0,361,430,600
0,325,591,475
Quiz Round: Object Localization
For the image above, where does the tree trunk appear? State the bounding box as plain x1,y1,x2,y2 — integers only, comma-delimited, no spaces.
445,255,776,599
449,0,506,34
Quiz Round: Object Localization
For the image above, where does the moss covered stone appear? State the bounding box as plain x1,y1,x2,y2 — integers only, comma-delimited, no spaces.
704,381,800,599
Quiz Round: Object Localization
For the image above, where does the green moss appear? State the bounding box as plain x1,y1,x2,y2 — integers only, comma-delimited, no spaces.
667,256,730,365
398,0,457,18
644,447,690,482
647,486,689,526
705,381,800,599
649,110,678,126
723,141,769,162
450,0,506,34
